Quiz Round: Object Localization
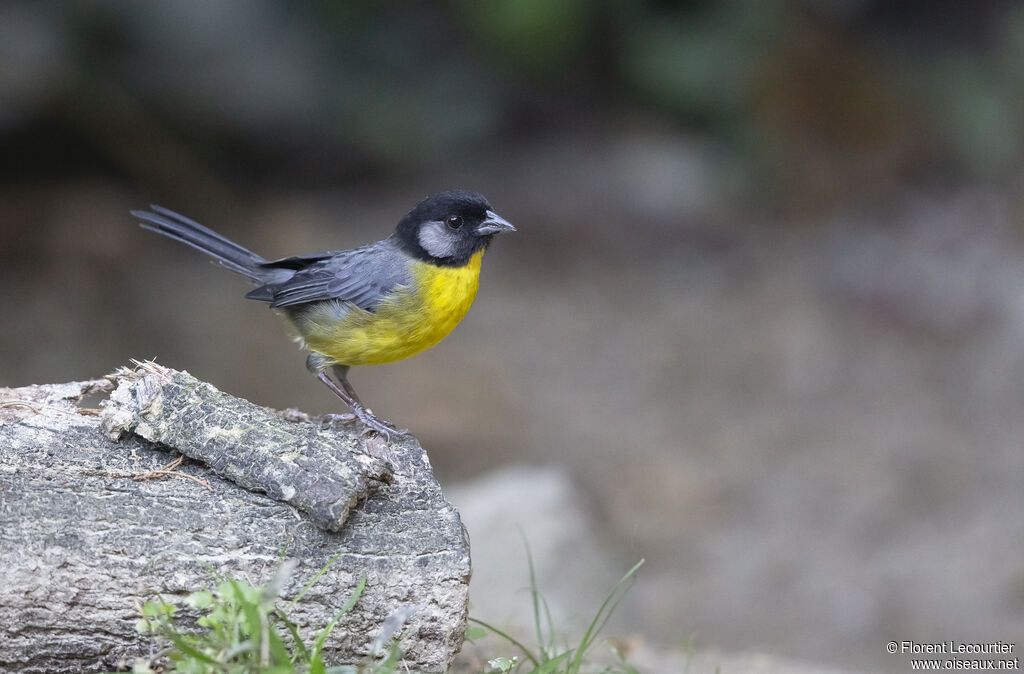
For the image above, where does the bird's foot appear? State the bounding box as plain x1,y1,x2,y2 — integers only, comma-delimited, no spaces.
353,406,408,441
312,369,408,440
318,412,357,429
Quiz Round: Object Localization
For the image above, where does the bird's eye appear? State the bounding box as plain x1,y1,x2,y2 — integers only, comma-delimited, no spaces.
446,215,463,230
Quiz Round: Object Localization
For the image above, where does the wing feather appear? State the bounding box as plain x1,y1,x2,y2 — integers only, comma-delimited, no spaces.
249,237,410,311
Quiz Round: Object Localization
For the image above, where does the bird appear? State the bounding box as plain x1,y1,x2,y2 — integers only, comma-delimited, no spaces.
133,190,515,437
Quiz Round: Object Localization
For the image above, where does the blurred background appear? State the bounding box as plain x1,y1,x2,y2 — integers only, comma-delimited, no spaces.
3,0,1024,670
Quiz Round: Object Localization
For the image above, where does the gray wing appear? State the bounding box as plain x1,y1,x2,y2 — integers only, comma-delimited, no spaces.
246,237,412,311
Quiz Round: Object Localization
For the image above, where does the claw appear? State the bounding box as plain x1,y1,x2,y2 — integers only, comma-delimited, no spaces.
354,408,409,442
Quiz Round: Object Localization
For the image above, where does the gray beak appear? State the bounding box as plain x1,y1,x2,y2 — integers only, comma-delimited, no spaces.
476,210,516,236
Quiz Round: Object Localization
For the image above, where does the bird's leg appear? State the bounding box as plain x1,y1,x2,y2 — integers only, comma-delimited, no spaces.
330,365,405,436
334,364,364,404
304,354,355,427
310,359,406,438
315,370,387,436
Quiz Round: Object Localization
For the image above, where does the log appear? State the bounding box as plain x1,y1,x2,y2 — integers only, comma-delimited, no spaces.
0,363,471,673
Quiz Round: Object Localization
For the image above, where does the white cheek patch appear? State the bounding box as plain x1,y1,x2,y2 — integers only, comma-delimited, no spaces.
418,220,459,259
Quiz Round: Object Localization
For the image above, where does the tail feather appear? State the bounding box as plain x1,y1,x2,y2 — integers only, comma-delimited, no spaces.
133,206,266,280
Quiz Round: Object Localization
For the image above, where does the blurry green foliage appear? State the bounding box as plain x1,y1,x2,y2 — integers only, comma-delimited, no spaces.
4,0,1023,188
911,5,1024,179
620,0,787,125
455,0,592,77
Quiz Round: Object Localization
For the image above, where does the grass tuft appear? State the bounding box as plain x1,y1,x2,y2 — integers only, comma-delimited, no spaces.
129,546,645,672
131,559,401,674
467,546,645,674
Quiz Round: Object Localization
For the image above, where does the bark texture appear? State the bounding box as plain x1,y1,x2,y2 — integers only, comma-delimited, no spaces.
0,364,471,673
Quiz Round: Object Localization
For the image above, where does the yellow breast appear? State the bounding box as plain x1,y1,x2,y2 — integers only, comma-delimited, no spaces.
300,250,483,367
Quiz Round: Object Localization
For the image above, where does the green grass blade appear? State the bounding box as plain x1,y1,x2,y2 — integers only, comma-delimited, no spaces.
533,649,571,673
266,620,291,665
230,580,262,641
289,550,347,610
311,575,367,661
163,630,222,666
467,617,540,668
281,614,310,663
568,559,645,671
524,532,557,659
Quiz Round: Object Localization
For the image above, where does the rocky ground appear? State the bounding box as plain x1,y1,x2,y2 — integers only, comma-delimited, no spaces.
3,135,1023,671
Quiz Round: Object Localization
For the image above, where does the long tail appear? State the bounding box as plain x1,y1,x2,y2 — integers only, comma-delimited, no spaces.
132,205,266,280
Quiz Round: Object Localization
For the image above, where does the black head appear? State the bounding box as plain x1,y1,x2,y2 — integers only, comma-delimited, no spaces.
394,190,515,267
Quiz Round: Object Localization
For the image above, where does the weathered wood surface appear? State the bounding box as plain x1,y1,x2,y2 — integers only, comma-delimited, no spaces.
0,364,471,673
